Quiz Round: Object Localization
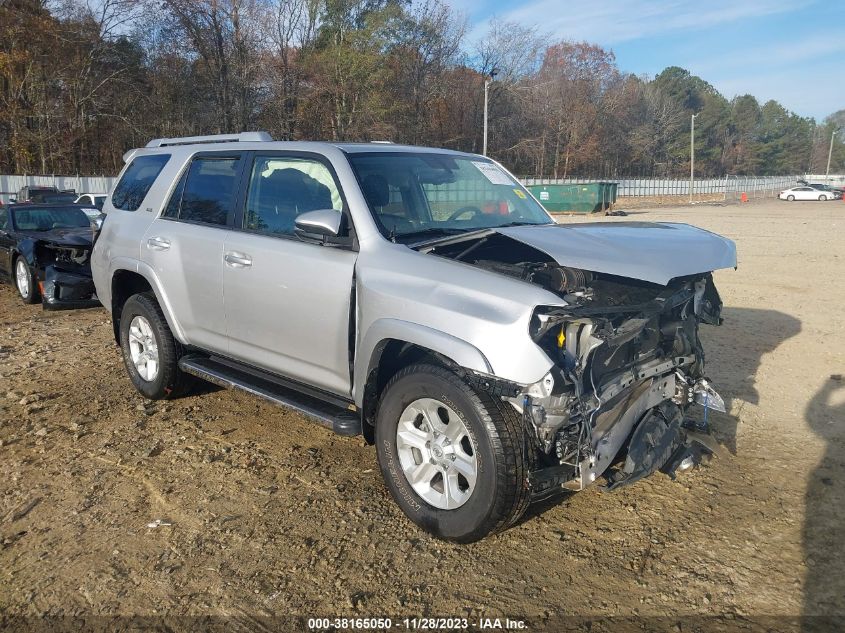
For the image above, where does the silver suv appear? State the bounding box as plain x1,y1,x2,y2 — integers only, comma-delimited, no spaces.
92,132,736,542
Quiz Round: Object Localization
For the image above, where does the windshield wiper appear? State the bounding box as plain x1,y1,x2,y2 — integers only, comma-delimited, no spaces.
399,221,550,248
492,220,552,228
408,228,495,250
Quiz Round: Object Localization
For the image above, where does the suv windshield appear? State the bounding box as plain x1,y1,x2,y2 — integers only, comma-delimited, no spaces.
347,152,551,241
12,206,91,231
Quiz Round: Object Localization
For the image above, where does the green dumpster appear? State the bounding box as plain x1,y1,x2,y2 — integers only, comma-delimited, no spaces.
527,182,618,214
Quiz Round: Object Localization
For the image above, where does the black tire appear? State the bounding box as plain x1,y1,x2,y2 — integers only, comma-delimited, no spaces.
119,292,192,399
375,363,533,542
819,195,826,201
14,256,39,304
787,195,795,201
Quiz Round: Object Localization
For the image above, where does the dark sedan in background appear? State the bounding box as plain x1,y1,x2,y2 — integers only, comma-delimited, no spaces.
0,204,99,309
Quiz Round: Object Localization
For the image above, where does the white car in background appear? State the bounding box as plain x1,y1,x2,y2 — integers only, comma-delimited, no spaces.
778,186,837,201
75,193,108,210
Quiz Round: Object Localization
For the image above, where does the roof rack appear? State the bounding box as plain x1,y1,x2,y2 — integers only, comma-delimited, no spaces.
145,131,272,148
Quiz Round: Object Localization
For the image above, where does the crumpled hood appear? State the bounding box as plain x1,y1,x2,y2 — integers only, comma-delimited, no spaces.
496,221,736,285
18,227,95,248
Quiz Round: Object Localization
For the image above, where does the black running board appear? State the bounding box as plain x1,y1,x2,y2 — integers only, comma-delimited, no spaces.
178,355,361,436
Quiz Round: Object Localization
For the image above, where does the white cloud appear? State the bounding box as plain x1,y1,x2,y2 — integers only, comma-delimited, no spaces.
464,0,812,45
687,36,845,75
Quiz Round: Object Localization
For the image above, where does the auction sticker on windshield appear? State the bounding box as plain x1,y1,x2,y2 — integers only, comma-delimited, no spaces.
472,161,514,185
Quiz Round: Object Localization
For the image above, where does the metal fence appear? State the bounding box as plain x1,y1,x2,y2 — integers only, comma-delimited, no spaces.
520,175,800,199
0,174,117,204
1,172,833,205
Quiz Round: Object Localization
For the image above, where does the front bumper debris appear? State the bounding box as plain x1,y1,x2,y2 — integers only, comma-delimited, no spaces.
41,266,99,310
521,363,728,500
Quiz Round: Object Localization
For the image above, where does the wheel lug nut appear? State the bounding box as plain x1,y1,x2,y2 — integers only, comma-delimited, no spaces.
450,454,456,461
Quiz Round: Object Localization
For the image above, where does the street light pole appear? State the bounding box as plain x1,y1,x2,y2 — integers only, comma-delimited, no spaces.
825,128,836,179
482,68,498,157
689,113,698,203
483,78,490,156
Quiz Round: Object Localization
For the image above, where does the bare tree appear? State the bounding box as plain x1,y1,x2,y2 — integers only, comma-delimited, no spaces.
389,0,466,143
261,0,321,139
474,18,545,83
157,0,264,131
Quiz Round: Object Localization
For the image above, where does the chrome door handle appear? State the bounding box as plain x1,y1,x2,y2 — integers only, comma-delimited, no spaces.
146,236,171,251
224,252,252,268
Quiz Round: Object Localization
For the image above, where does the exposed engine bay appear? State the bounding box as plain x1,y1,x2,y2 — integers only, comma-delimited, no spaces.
428,231,729,498
37,242,91,268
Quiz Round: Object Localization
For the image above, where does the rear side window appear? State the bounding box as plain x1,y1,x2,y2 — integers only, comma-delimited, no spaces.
112,154,171,211
164,156,240,226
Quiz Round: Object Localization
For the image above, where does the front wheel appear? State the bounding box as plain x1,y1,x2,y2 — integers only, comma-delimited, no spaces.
14,257,38,304
819,195,826,201
119,292,192,399
787,195,795,201
375,363,532,542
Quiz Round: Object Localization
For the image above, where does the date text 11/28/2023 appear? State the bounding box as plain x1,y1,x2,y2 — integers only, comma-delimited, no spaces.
306,617,528,630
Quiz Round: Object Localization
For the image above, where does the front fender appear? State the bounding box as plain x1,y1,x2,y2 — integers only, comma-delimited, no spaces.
17,239,37,267
353,318,493,406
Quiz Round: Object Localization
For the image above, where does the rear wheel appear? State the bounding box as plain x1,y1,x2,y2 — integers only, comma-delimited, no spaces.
787,195,795,201
375,363,532,542
15,257,38,304
119,292,192,399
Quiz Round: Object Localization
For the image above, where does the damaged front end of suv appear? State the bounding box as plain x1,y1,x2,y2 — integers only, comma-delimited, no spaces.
521,271,727,497
425,222,736,500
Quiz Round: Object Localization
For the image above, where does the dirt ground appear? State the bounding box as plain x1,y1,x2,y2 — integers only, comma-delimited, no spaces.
1,198,844,630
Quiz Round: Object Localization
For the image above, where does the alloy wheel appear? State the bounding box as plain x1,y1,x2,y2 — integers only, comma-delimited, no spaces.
395,397,477,510
127,315,159,381
15,260,30,298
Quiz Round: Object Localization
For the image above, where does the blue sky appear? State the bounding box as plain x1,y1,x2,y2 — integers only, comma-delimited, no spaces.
447,0,845,121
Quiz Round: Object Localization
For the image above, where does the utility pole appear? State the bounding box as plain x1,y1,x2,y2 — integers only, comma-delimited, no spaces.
689,113,698,203
825,128,837,179
482,68,498,157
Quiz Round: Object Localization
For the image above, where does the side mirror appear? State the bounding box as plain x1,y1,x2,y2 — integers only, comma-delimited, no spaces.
295,208,343,239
